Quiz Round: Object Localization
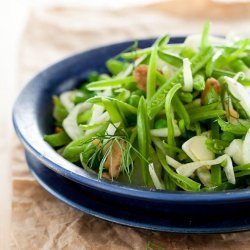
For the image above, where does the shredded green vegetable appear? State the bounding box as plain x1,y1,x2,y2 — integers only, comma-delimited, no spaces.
44,22,250,191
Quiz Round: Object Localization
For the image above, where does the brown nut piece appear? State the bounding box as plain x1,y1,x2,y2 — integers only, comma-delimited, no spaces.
133,64,148,91
227,107,239,122
104,140,125,178
224,97,239,122
201,77,221,104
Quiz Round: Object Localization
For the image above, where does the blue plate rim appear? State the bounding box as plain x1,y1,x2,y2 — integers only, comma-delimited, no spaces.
26,151,250,234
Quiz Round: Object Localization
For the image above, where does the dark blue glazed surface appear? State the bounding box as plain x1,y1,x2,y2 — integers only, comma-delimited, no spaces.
26,151,250,233
13,37,250,225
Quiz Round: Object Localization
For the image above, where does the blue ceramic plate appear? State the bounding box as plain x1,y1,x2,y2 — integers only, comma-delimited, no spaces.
13,37,250,226
26,151,250,233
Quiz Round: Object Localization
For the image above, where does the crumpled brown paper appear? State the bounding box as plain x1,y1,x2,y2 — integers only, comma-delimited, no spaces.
11,2,250,249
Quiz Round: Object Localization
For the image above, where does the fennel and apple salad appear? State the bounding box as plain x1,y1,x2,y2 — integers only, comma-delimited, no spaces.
44,23,250,192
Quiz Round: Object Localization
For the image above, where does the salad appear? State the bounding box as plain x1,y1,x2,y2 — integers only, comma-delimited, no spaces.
44,22,250,192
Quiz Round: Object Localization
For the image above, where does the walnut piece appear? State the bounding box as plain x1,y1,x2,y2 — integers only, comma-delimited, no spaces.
104,140,125,178
201,77,221,104
133,64,148,91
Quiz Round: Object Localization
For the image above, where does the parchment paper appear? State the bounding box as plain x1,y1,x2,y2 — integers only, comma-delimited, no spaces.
11,2,250,249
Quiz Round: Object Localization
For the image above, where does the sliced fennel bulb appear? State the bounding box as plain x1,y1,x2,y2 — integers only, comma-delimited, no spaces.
167,153,235,184
63,102,92,140
243,129,250,164
166,155,181,169
182,135,214,186
103,122,121,145
182,135,215,162
176,154,227,177
196,167,212,187
225,76,250,117
224,155,236,184
225,139,244,165
59,90,77,112
148,163,165,190
84,112,110,136
182,58,193,92
225,130,250,165
150,125,181,137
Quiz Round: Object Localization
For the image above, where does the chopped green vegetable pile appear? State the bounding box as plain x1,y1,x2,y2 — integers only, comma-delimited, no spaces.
44,22,250,191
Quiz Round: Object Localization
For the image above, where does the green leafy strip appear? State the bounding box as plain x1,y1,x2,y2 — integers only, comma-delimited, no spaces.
165,83,182,156
148,46,213,118
86,76,135,90
157,149,201,191
137,97,151,185
44,131,71,147
190,110,225,123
